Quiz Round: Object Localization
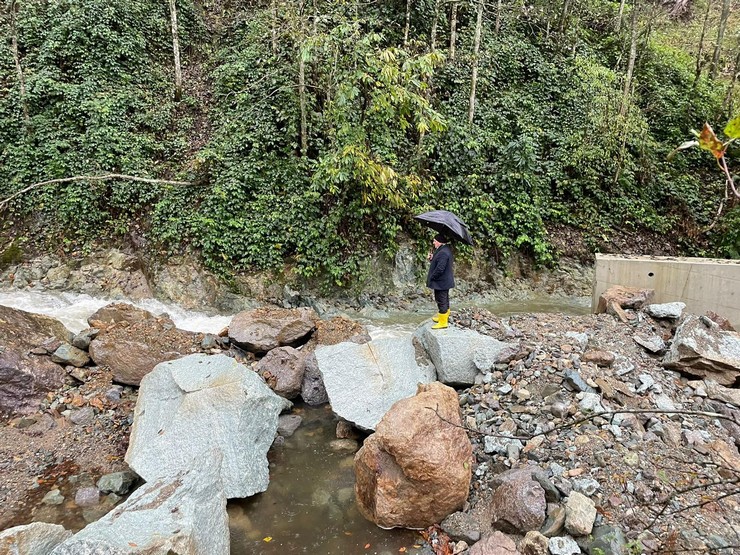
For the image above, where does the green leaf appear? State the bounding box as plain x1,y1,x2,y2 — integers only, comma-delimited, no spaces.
724,115,740,139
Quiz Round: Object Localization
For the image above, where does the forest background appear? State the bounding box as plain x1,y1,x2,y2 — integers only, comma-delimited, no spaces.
1,0,739,288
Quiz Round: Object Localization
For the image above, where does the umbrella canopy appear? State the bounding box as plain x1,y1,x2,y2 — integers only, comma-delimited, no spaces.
414,210,474,246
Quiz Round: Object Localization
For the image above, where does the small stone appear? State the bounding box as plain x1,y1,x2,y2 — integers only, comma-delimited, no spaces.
540,505,566,537
521,530,549,555
581,350,614,367
646,302,685,320
74,487,100,507
578,393,604,414
69,407,95,426
329,439,358,452
572,478,600,496
563,370,594,393
42,489,65,505
564,491,596,536
548,535,581,555
96,470,139,495
623,452,639,467
632,334,666,354
440,511,481,544
51,343,90,368
497,384,513,395
277,414,303,437
589,525,628,555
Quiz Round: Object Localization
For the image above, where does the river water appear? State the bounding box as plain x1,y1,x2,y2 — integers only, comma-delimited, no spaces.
0,289,592,553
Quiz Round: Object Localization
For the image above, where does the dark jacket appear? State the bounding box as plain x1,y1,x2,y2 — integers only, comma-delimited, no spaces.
427,244,455,290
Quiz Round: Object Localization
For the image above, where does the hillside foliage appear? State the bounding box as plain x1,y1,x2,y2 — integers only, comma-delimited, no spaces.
1,0,739,284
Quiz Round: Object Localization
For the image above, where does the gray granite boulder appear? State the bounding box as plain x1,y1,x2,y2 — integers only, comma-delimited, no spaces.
51,464,228,555
414,323,518,386
646,302,686,320
315,337,436,430
0,522,72,554
125,354,289,498
663,315,740,386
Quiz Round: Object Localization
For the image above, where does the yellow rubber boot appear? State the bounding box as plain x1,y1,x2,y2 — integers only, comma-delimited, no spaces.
432,310,450,329
432,313,440,322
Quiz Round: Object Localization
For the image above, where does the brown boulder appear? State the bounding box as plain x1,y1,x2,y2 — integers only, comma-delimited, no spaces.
0,306,71,416
596,286,654,323
490,469,547,534
354,382,472,529
88,309,202,386
228,307,318,353
87,302,158,328
254,346,306,399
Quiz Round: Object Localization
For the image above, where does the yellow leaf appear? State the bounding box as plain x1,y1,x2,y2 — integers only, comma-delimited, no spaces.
263,537,272,542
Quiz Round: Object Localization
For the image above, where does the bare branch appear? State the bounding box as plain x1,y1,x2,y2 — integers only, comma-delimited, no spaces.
0,174,195,212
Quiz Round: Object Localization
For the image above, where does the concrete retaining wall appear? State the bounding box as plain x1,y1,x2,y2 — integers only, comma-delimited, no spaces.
592,254,740,327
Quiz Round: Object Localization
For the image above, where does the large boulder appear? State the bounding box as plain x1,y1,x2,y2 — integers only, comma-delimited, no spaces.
663,315,740,386
88,306,202,386
254,346,306,399
125,354,289,498
228,307,318,353
0,305,71,416
315,337,436,430
51,464,228,555
354,382,473,529
414,323,518,386
0,522,72,555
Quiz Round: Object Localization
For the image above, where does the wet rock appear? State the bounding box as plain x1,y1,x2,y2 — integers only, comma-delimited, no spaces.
663,315,740,386
97,470,139,495
336,420,359,439
255,346,306,399
277,414,303,437
564,492,596,536
441,511,481,543
87,302,155,327
548,535,581,555
228,307,318,353
71,328,99,350
52,465,228,555
0,522,72,555
354,382,472,529
414,323,518,386
125,354,288,498
74,487,100,507
315,337,435,431
300,353,329,406
329,439,359,452
468,531,520,555
646,302,686,320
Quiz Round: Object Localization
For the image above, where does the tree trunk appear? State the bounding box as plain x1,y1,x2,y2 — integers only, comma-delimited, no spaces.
616,0,626,32
619,2,638,118
299,52,307,155
449,2,458,59
271,0,278,53
404,0,411,46
430,0,440,51
8,0,30,132
558,0,571,34
168,0,183,102
469,0,483,125
495,0,502,34
710,0,731,79
693,0,713,85
723,49,740,116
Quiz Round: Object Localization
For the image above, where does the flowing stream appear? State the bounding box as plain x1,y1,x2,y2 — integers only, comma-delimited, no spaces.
0,288,592,553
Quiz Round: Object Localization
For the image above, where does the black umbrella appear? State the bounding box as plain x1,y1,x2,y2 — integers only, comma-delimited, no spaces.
414,210,474,246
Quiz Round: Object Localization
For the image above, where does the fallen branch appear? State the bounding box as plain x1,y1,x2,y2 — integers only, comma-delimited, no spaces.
0,173,195,211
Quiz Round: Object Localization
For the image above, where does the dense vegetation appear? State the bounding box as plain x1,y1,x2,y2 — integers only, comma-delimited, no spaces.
1,0,739,285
